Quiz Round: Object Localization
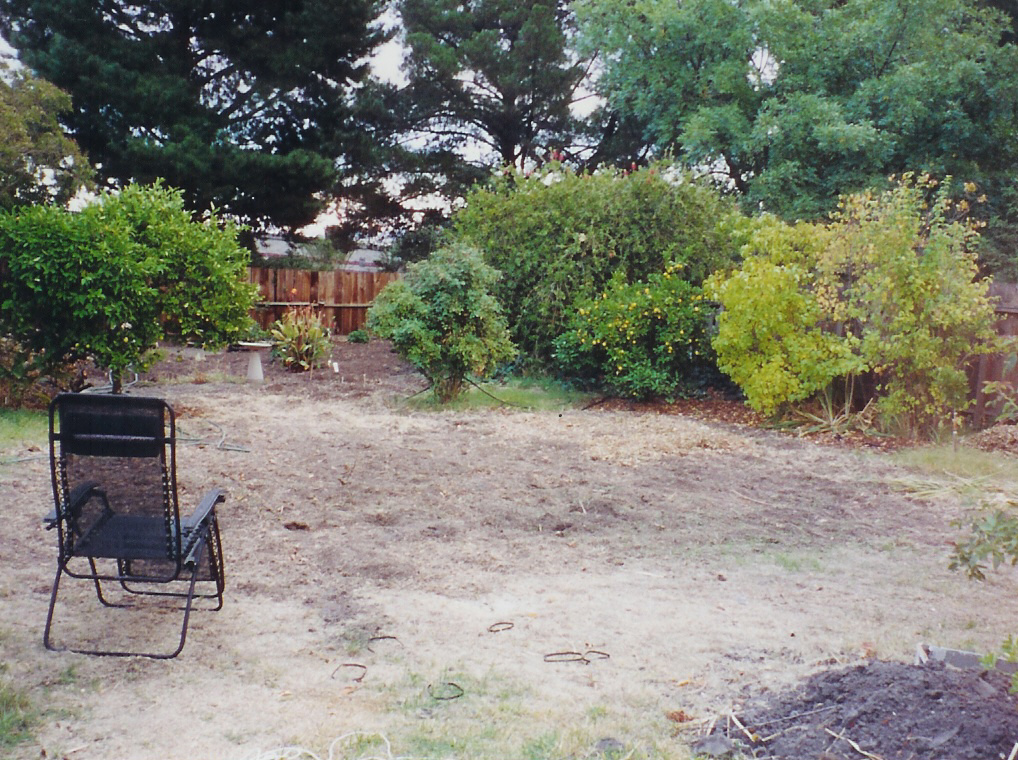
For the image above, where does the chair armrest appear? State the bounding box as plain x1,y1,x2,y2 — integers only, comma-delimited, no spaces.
44,481,102,529
182,488,225,531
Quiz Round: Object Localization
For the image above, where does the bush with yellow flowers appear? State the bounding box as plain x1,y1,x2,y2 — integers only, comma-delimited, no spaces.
553,264,717,399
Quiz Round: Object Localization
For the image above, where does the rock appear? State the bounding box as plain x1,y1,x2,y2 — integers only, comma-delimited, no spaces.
689,734,737,757
593,737,625,755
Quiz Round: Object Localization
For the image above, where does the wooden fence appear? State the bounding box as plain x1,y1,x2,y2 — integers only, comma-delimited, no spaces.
248,267,400,334
970,282,1018,427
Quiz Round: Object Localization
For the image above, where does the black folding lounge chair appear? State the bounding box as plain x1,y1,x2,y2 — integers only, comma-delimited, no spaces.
43,393,225,658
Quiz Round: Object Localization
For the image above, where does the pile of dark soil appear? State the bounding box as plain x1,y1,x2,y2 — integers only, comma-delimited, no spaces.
700,660,1018,759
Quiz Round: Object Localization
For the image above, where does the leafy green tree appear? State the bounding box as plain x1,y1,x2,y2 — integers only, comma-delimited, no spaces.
453,161,739,366
367,242,517,402
0,0,387,232
0,183,256,394
0,65,92,208
578,0,1018,228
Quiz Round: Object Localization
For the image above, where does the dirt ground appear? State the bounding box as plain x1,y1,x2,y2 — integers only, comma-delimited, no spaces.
3,339,1018,760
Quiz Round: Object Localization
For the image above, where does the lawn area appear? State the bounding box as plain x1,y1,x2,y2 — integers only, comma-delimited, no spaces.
2,339,1017,759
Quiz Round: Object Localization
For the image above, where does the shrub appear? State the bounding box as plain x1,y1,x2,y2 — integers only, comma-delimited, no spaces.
367,243,517,402
708,176,1003,437
553,264,716,399
0,182,257,394
270,306,332,372
708,218,864,416
346,329,370,344
0,201,162,391
452,161,739,366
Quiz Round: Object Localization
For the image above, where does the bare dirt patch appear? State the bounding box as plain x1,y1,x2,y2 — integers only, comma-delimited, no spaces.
3,339,1018,760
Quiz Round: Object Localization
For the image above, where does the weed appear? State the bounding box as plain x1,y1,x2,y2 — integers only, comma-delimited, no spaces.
773,552,822,573
587,705,609,721
56,666,78,686
0,678,35,748
401,376,592,412
521,732,560,759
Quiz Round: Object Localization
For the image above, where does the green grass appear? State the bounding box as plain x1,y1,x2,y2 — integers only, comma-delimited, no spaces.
888,444,1018,504
402,375,593,412
0,677,35,749
772,551,823,573
351,668,689,760
0,408,47,461
892,443,1018,481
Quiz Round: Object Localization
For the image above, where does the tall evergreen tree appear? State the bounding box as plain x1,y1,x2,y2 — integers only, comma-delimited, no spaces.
397,0,598,191
0,1,387,232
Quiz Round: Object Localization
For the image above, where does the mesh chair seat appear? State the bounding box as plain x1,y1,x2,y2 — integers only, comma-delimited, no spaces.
73,514,171,560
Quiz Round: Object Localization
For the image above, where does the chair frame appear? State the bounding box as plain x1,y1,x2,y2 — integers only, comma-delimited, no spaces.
43,393,225,659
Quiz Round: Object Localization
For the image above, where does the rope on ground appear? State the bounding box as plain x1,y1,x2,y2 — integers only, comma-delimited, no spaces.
80,371,140,393
0,453,47,465
177,420,250,452
246,731,418,760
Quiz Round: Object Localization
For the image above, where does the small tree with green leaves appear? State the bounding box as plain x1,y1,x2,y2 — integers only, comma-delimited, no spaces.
367,243,517,402
0,183,256,396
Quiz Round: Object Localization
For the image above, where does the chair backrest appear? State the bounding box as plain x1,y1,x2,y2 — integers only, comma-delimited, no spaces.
49,394,180,561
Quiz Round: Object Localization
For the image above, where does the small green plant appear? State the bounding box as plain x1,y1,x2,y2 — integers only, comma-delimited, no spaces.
951,504,1018,581
346,329,370,344
981,635,1018,693
270,306,332,372
367,243,517,402
0,677,35,749
553,263,716,399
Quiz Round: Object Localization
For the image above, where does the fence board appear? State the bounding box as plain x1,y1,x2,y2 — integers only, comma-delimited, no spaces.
248,267,399,334
970,282,1018,427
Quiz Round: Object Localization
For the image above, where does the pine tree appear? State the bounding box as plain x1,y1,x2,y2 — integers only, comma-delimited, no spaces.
1,0,387,231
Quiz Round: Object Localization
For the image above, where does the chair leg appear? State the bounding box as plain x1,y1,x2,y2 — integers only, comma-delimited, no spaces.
43,551,206,659
43,563,65,652
160,557,202,660
90,558,120,607
202,518,225,609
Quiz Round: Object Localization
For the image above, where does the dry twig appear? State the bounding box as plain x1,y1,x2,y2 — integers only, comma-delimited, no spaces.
824,728,884,760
